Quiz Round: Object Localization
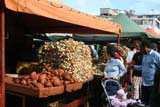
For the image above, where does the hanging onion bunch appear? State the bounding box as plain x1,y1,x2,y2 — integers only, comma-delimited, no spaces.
38,39,94,82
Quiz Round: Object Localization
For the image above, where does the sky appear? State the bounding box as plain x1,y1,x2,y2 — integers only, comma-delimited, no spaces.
61,0,160,15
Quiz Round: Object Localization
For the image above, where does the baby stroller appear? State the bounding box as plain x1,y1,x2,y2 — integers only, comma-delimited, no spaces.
101,78,121,107
101,78,145,107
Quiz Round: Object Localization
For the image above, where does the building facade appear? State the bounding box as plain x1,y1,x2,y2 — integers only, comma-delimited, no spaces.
100,8,160,34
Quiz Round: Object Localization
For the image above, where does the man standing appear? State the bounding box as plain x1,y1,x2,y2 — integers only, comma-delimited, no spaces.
131,48,143,100
132,40,160,106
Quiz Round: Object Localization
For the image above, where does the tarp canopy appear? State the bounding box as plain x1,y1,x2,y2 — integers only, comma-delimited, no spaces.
4,0,121,34
112,13,148,37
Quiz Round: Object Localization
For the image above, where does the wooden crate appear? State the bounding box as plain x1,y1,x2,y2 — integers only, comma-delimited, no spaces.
5,77,64,98
65,82,83,92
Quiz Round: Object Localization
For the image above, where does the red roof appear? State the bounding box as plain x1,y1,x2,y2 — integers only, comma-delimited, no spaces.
146,28,160,38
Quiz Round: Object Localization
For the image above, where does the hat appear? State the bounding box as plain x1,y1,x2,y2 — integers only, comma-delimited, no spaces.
117,89,125,95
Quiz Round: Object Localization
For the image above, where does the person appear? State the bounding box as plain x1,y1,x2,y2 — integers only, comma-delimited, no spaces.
104,45,127,80
111,88,139,107
126,40,141,64
130,47,144,100
90,45,99,61
149,68,160,107
151,43,158,51
131,40,160,106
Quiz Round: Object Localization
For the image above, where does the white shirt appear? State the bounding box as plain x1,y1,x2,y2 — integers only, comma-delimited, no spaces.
126,49,137,64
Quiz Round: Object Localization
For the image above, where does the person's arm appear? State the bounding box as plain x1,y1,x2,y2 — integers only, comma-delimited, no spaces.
153,52,160,95
103,64,109,78
118,60,127,77
128,54,137,83
104,72,109,78
155,53,160,68
134,65,142,71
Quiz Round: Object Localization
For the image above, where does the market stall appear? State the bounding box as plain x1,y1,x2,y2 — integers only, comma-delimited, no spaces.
0,0,122,107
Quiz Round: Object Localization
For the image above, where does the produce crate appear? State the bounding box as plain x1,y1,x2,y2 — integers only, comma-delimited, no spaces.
5,77,64,98
65,82,83,92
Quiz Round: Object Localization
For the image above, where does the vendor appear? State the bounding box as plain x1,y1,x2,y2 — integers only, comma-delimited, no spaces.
104,45,127,80
90,45,99,61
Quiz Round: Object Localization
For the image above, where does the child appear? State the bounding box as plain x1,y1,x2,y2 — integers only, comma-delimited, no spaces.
111,88,139,107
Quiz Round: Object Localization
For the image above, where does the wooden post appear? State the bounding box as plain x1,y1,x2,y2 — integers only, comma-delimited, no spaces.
117,33,120,46
0,0,5,107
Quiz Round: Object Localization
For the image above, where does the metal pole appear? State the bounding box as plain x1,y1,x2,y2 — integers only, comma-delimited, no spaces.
0,0,5,107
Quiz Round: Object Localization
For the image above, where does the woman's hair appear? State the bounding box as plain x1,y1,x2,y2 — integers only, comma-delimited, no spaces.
106,45,116,57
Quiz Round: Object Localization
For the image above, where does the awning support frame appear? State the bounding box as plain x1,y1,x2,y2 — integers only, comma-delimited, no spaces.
0,0,5,107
